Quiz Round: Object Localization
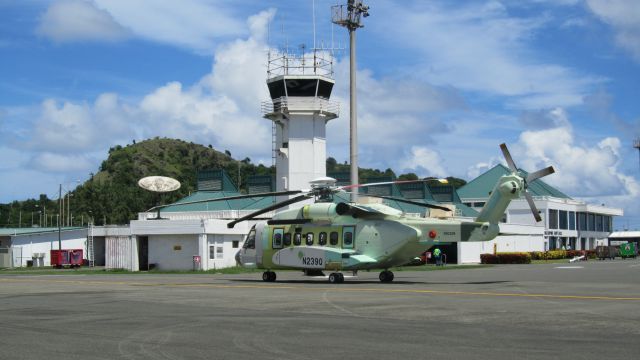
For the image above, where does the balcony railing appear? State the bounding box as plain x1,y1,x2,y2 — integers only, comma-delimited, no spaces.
262,96,339,117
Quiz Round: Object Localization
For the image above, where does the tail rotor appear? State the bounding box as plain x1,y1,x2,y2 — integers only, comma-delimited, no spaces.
499,143,555,222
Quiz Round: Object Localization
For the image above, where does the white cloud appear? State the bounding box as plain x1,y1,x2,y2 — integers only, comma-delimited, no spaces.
28,94,134,153
518,107,571,129
399,146,448,178
513,121,639,213
586,0,640,62
36,0,129,43
93,0,246,53
375,1,604,109
9,8,276,185
30,152,94,173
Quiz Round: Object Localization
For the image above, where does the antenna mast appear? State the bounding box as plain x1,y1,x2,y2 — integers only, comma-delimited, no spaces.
332,0,370,203
634,138,640,170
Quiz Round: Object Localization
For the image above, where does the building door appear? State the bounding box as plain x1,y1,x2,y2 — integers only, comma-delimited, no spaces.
138,236,148,271
580,238,586,250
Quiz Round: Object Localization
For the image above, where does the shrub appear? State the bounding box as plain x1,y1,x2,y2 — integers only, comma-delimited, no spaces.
545,250,567,260
481,252,531,264
480,254,498,264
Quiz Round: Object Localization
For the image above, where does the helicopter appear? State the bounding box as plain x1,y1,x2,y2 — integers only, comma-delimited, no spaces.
152,143,554,283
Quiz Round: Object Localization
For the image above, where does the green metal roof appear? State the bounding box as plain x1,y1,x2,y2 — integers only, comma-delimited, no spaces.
162,191,277,212
458,164,571,200
0,227,86,236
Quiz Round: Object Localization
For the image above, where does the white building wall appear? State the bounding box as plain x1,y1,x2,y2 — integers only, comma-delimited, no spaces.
458,223,544,264
148,234,199,271
10,229,88,267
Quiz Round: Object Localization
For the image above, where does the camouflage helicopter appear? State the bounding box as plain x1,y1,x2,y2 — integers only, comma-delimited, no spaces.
153,143,554,283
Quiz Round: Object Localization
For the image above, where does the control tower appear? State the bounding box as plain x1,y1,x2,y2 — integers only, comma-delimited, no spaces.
262,49,339,195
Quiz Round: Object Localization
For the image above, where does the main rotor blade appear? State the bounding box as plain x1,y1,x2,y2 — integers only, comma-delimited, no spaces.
364,195,452,212
226,194,311,228
524,191,542,222
526,166,555,183
147,190,304,211
500,143,518,172
338,178,447,191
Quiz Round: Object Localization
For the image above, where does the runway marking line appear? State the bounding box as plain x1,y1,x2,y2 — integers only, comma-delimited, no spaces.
2,277,640,301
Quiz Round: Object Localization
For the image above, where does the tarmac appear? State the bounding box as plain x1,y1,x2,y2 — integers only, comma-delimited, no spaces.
1,260,639,360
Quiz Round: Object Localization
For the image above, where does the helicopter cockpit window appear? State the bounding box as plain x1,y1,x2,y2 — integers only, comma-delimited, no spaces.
283,233,292,246
294,232,302,246
243,228,256,249
272,228,284,249
305,233,314,246
318,232,327,246
330,232,339,245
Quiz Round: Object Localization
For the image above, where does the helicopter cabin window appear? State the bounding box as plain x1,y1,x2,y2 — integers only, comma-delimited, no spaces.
283,233,292,246
243,227,256,250
272,228,284,249
342,226,355,249
330,231,339,245
318,232,327,246
294,232,302,246
305,233,314,246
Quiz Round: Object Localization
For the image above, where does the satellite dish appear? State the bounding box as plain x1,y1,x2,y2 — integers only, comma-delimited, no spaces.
138,176,181,193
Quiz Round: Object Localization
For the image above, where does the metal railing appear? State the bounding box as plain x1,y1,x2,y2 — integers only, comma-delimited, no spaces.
261,96,339,117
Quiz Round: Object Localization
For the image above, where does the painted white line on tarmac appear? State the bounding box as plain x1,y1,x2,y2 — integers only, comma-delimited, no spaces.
555,266,584,269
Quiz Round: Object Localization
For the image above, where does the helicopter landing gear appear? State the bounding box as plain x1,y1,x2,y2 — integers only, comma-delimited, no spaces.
328,272,345,284
262,271,276,282
379,270,394,283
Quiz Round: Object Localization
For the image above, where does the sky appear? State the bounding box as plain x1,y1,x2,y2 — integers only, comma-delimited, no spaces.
0,0,639,229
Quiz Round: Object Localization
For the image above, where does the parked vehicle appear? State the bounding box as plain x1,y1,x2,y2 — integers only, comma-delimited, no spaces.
595,246,617,260
618,243,638,259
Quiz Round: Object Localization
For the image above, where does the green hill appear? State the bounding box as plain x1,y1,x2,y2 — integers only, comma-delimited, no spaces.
1,137,466,227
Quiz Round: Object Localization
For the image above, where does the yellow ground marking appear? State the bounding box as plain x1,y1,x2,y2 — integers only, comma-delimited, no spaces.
1,277,639,301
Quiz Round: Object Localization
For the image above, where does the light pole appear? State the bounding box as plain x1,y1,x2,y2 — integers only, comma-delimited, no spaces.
332,0,370,203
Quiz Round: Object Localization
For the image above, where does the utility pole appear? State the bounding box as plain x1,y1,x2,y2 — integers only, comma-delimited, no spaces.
332,0,370,203
58,184,62,252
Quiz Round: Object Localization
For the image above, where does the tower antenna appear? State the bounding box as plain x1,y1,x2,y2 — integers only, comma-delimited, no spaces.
634,138,640,170
332,0,370,203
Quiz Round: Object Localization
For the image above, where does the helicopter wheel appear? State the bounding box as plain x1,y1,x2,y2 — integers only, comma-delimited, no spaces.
329,272,344,284
379,270,394,283
262,271,276,282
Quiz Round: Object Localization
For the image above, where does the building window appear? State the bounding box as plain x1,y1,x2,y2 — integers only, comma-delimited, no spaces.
232,240,239,248
548,209,558,229
209,246,215,260
596,215,603,232
603,216,610,232
217,246,223,259
559,210,568,230
577,212,586,231
569,211,576,230
588,213,595,231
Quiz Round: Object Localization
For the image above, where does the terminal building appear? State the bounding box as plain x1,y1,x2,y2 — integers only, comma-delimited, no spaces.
457,164,623,262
